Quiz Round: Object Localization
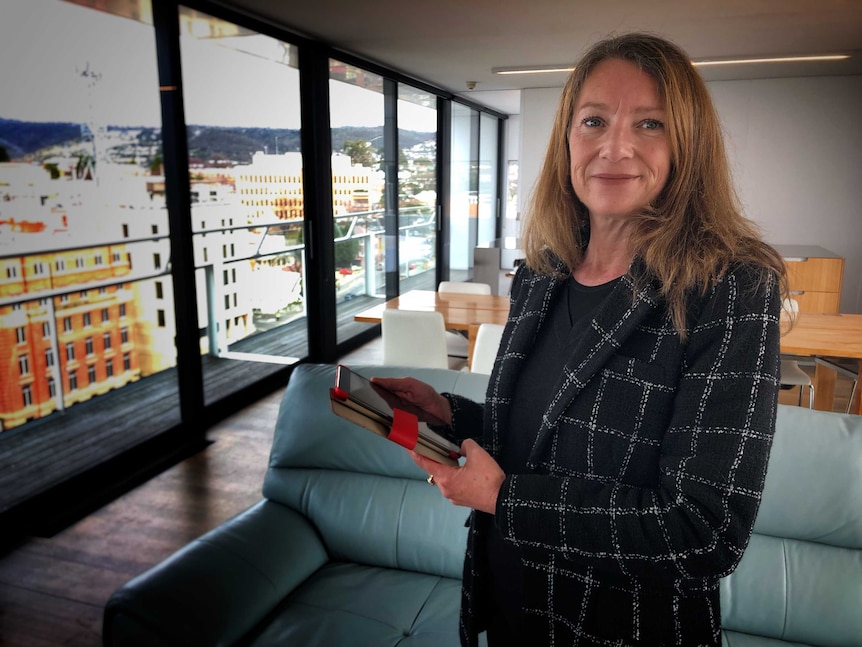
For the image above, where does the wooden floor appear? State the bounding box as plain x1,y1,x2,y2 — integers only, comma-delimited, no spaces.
0,344,852,646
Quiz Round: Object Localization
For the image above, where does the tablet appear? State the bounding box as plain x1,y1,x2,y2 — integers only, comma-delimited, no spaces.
333,364,461,457
333,364,400,421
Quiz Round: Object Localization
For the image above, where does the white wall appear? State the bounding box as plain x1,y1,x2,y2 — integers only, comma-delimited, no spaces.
710,76,862,313
519,88,562,222
518,76,862,313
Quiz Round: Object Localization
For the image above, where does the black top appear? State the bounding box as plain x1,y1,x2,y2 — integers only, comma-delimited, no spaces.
486,275,620,622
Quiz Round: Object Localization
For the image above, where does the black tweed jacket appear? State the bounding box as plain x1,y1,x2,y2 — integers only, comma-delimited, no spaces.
446,260,782,646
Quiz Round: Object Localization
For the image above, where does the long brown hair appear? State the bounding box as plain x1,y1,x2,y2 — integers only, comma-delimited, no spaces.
521,32,788,336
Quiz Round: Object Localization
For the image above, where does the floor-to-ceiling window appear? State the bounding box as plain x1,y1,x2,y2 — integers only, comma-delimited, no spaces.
478,113,500,248
0,0,506,531
448,103,479,281
446,104,503,283
329,60,389,344
178,7,307,405
0,0,181,513
328,68,441,347
397,86,438,291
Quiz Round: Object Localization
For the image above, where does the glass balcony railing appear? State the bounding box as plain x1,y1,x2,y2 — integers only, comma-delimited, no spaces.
0,206,438,512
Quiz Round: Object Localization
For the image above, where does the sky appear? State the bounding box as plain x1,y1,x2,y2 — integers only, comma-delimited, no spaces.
0,0,436,131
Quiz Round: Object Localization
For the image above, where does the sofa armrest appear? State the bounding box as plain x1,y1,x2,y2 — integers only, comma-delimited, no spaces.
103,500,328,647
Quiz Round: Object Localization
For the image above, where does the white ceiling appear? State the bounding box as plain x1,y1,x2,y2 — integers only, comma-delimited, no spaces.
217,0,862,115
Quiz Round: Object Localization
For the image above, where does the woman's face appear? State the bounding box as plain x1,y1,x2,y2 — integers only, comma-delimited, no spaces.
568,58,671,222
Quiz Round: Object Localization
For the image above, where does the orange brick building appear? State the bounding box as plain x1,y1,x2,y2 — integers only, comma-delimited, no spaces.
0,246,142,431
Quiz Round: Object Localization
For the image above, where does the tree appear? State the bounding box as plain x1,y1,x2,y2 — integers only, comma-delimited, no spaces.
76,153,94,179
149,153,163,175
0,145,9,162
334,220,360,269
44,162,61,179
342,140,377,168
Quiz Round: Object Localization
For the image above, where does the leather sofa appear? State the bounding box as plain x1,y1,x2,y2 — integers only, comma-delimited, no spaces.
103,363,862,646
720,400,862,646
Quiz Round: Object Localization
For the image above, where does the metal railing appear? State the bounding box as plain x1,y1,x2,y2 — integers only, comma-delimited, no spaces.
1,206,438,428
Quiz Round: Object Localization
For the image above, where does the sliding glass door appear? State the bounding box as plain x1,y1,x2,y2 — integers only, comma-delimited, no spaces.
178,7,307,405
446,104,502,283
329,61,388,344
478,113,500,249
398,86,438,291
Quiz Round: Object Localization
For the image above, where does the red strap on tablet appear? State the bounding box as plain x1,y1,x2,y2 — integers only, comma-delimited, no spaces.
389,407,419,450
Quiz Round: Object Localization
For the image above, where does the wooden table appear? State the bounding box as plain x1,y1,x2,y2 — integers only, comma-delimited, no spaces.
780,312,862,414
354,289,511,365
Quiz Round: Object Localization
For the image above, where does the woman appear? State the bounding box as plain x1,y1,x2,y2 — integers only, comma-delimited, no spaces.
374,32,787,646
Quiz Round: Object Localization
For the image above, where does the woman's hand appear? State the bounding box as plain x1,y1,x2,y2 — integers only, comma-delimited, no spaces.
410,439,505,515
370,376,452,427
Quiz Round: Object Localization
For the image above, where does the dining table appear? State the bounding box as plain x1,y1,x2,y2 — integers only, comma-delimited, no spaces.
353,289,511,366
779,312,862,414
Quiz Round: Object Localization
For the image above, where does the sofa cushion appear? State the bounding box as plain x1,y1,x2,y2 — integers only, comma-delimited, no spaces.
265,468,470,579
245,563,462,647
753,405,862,547
723,630,814,646
721,533,861,646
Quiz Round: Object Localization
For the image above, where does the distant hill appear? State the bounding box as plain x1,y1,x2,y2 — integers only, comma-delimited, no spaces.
0,119,433,165
186,127,302,164
187,126,434,162
0,118,82,159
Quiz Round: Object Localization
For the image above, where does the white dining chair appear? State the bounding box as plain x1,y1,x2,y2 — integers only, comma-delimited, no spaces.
437,281,493,358
780,298,814,408
469,323,505,375
437,281,492,296
780,359,815,408
381,309,449,369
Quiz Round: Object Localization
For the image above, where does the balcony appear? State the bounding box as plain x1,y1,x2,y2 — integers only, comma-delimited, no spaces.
0,209,438,531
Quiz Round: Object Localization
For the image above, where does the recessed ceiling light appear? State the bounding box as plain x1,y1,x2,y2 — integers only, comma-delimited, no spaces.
492,54,850,75
692,54,850,67
492,65,575,75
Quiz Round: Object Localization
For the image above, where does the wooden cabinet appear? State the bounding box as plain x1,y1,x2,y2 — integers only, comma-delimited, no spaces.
774,245,844,313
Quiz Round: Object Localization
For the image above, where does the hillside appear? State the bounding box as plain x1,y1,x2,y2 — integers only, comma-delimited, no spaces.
0,119,433,165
